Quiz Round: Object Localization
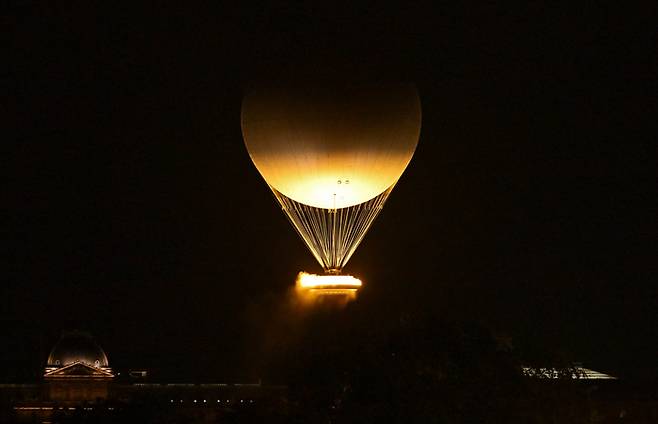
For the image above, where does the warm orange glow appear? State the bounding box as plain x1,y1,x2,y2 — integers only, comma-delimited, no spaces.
295,272,362,303
242,84,421,209
296,272,362,289
242,83,420,272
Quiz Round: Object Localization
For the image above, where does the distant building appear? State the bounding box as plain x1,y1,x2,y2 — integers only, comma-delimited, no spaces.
42,331,114,402
522,365,617,380
0,331,286,423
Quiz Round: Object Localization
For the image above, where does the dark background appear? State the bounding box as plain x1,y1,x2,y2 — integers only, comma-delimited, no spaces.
4,3,656,381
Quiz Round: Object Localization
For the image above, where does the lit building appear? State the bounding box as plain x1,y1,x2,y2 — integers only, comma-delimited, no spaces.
0,331,286,423
522,365,617,380
42,331,114,402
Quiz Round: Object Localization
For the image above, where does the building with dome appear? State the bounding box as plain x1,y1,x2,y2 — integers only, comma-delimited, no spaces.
44,330,112,375
42,331,114,403
1,329,655,422
1,331,286,422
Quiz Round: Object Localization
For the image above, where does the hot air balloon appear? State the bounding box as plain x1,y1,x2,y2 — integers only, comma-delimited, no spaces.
241,81,420,290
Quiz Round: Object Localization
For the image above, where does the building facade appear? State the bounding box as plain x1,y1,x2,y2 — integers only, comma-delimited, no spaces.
1,332,286,423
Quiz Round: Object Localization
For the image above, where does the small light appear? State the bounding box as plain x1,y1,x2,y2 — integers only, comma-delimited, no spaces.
203,400,206,403
193,400,197,403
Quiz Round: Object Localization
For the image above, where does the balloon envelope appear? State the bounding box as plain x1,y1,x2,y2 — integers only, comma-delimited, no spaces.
242,84,421,209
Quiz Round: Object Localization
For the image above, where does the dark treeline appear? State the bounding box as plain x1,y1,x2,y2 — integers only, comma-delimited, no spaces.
240,296,657,423
24,309,657,423
4,299,657,423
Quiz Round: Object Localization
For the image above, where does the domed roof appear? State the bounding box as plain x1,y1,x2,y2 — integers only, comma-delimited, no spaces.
47,331,109,368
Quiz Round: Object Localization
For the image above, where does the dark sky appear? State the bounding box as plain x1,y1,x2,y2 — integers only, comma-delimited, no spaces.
4,3,656,381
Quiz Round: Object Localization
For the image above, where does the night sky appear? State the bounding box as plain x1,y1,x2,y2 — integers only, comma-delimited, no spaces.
4,4,656,381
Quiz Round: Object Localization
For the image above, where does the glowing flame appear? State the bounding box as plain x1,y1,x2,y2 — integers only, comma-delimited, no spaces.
296,272,362,289
295,272,362,303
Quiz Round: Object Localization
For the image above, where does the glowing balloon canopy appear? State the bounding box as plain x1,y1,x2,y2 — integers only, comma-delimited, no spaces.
242,82,421,272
